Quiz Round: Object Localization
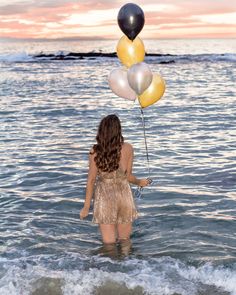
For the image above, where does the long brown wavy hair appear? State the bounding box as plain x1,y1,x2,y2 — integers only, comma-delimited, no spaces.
92,114,124,172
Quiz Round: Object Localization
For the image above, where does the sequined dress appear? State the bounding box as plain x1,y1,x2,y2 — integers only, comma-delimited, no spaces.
93,167,138,224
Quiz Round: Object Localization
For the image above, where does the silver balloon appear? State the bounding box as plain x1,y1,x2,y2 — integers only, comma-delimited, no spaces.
127,62,153,95
108,67,136,101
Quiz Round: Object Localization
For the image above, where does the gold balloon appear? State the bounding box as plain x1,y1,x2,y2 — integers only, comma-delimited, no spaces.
116,35,145,68
138,74,166,108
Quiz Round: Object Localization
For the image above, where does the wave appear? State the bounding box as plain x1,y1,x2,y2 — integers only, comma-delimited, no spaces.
0,51,235,63
0,254,235,295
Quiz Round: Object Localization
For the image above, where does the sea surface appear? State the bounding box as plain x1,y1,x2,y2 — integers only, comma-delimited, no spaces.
0,38,236,294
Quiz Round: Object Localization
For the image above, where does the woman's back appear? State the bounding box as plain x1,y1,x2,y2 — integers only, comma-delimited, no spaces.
94,142,132,176
118,142,133,174
93,141,137,224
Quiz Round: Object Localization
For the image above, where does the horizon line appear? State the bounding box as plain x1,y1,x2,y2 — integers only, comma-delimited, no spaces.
1,36,236,42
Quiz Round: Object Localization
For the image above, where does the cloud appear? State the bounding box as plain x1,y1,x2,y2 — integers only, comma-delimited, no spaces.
0,0,120,15
194,12,236,25
62,8,118,26
0,0,236,39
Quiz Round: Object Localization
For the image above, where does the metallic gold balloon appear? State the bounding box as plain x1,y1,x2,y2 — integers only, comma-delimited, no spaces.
138,74,166,108
116,35,145,68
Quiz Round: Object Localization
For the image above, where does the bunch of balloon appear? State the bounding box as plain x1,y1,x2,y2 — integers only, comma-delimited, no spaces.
108,3,166,183
108,3,166,109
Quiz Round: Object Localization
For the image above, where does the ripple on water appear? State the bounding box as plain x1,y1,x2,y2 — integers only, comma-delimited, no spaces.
0,58,235,272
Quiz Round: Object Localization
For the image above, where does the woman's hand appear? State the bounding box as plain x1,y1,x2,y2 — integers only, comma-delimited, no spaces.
80,206,89,220
139,178,151,187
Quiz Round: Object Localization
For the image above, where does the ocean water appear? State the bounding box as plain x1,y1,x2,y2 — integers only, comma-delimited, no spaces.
0,38,236,295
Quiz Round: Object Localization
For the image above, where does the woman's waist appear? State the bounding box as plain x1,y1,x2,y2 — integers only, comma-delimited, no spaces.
97,175,128,183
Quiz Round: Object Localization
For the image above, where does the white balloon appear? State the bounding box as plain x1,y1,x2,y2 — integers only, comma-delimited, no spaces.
127,62,153,95
108,67,136,101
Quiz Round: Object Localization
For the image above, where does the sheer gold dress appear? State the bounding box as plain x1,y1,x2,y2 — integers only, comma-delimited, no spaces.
93,167,138,224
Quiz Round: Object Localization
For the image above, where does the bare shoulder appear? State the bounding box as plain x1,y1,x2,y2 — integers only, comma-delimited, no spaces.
122,142,133,153
89,147,96,159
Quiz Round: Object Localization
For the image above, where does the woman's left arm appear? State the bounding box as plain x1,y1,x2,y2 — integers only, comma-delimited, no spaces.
80,151,97,219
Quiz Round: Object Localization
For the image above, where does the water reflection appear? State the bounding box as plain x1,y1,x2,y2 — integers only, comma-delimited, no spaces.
0,46,235,265
93,239,133,259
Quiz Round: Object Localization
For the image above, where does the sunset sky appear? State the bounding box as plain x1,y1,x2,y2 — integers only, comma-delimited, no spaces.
0,0,236,39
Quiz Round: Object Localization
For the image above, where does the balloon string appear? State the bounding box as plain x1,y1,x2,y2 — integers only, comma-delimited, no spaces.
140,107,150,177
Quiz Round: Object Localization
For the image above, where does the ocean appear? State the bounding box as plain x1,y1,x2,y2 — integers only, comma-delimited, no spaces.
0,38,236,294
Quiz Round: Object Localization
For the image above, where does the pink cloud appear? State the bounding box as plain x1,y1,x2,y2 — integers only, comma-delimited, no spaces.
0,0,236,39
159,23,236,30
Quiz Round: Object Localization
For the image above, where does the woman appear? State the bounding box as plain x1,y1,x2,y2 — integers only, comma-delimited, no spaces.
80,114,150,244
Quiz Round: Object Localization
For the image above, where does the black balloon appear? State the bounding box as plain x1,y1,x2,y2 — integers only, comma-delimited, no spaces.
117,3,145,41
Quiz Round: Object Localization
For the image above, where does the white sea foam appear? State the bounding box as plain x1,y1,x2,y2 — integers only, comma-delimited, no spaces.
147,53,236,64
0,51,33,62
0,256,235,295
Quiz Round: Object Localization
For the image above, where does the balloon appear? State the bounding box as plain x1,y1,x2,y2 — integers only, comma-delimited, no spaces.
108,67,136,101
117,3,145,41
138,74,166,108
116,35,145,68
127,62,153,95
